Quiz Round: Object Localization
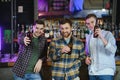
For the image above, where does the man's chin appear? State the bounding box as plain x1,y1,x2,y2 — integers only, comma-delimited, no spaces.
63,35,69,38
34,34,41,37
37,34,41,37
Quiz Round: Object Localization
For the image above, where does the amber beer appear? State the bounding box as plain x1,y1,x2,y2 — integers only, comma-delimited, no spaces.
67,43,73,54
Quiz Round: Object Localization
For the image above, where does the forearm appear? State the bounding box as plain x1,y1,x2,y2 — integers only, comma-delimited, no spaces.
101,32,117,54
100,35,108,46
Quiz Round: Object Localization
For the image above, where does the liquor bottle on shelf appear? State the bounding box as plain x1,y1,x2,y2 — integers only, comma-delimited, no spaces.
111,23,115,37
80,28,85,39
49,25,54,39
84,27,89,38
44,24,50,39
53,27,57,39
115,27,119,38
107,22,111,31
72,27,77,37
21,24,25,34
56,29,61,38
118,23,120,38
77,27,80,39
56,29,59,38
17,24,21,36
0,50,1,60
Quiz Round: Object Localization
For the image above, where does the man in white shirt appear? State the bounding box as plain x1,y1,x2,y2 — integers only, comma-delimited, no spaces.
85,13,117,80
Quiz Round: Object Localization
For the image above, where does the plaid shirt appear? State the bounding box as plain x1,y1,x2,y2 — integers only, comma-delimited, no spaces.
12,33,48,78
49,36,85,80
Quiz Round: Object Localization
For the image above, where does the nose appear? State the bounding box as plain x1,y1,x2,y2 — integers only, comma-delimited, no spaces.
39,29,44,33
63,29,67,33
89,23,94,28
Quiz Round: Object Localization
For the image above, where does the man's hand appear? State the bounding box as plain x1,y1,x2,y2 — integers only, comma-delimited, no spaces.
34,59,42,73
94,28,102,38
24,36,31,46
85,56,91,65
61,46,71,54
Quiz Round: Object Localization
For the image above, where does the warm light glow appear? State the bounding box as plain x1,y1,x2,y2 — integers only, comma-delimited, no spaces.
38,13,44,16
102,8,106,12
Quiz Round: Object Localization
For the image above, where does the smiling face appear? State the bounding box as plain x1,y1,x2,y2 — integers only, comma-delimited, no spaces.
85,17,96,31
60,23,72,38
33,24,44,38
85,14,97,32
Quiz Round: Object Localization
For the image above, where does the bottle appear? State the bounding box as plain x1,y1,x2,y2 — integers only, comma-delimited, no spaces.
0,50,1,60
21,24,25,33
73,27,77,37
93,25,99,38
26,31,32,40
114,24,118,38
118,23,120,38
26,25,32,40
53,27,57,39
17,24,20,36
111,23,115,36
80,28,85,39
44,25,50,39
77,27,80,39
49,25,54,39
67,42,73,55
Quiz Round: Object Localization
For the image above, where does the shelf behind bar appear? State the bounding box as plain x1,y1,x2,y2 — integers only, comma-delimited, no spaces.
38,11,71,17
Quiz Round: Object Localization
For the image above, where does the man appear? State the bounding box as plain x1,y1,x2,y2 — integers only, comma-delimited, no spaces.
49,18,85,80
85,13,117,80
12,20,48,80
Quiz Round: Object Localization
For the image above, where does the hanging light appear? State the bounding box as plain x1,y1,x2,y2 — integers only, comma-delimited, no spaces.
1,0,4,2
105,1,110,9
5,0,7,2
102,0,106,11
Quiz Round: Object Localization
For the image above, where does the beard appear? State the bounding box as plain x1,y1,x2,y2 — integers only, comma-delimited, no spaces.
61,32,71,38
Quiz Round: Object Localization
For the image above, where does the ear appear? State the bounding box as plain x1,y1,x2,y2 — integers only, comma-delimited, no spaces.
96,19,98,25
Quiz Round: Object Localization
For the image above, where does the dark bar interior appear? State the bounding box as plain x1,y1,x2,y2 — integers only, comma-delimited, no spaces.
0,0,120,80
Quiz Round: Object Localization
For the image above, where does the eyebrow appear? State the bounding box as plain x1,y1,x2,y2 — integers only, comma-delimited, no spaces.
39,27,44,30
86,20,94,23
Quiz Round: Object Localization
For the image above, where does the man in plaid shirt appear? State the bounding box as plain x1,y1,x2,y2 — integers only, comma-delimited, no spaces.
49,18,86,80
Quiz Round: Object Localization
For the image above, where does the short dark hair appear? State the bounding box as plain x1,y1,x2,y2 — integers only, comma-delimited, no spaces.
34,19,45,27
85,13,97,20
59,18,72,27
